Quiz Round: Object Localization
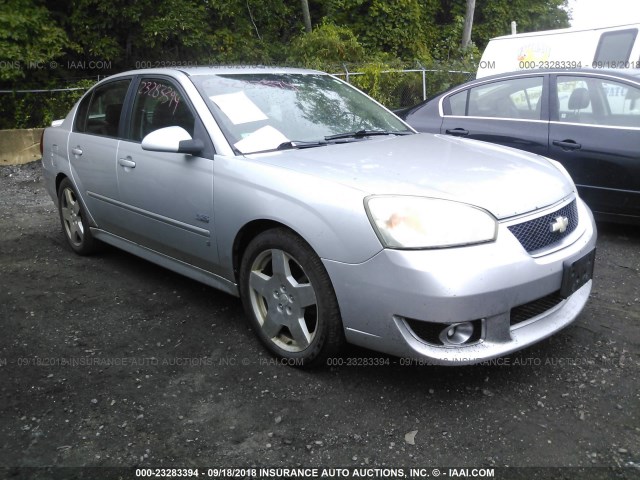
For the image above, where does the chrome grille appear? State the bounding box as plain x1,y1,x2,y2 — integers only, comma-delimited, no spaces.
507,200,578,253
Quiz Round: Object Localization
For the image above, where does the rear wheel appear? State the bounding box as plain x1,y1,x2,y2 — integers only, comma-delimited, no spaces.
57,178,97,255
239,228,344,367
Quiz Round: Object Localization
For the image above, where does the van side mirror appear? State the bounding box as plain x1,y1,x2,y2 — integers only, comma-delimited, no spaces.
141,126,203,155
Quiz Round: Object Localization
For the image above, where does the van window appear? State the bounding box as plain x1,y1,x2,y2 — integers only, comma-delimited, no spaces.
593,29,638,65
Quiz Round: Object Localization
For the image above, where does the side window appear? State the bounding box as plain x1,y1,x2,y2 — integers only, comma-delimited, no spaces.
74,80,130,137
557,77,592,123
593,29,637,64
129,79,195,142
465,77,543,120
508,83,543,119
601,81,640,123
556,76,640,127
447,90,467,116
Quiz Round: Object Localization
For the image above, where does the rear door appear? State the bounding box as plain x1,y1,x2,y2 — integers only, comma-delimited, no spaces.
439,75,549,157
549,73,640,219
68,78,131,227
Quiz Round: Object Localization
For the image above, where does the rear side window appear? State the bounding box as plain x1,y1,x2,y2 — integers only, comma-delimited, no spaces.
446,77,543,120
593,29,638,65
74,80,130,137
447,90,467,116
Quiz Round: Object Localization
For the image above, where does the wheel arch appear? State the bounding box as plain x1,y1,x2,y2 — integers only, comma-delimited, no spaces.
55,173,99,229
55,173,69,195
235,221,346,366
232,219,303,283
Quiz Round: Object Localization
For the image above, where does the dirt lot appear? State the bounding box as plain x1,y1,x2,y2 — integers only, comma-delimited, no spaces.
0,161,639,479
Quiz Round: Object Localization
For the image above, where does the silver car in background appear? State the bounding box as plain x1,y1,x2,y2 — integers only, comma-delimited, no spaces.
41,67,596,367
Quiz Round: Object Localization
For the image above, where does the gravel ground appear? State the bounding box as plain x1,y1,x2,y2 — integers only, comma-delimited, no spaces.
0,161,639,480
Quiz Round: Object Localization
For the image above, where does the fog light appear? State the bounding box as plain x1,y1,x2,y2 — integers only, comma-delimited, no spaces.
439,322,474,345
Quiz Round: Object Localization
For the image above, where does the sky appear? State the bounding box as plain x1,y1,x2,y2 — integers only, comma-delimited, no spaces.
565,0,640,28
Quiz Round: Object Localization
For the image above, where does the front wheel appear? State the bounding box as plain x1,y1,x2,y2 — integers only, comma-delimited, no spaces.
239,228,344,367
57,178,97,255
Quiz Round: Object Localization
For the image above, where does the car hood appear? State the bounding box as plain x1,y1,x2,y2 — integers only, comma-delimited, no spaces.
248,133,575,220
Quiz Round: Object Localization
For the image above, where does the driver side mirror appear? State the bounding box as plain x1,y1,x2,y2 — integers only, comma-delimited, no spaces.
141,126,203,155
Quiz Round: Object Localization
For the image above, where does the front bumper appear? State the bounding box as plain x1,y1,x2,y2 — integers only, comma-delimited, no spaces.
323,198,597,365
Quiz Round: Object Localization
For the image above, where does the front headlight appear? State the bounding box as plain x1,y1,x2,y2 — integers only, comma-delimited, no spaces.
365,196,497,249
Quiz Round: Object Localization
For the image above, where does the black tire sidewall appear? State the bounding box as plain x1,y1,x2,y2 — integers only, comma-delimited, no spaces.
57,178,96,255
239,228,343,367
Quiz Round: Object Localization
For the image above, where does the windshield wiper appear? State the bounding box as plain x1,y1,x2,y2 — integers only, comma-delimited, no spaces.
277,140,328,150
324,129,412,141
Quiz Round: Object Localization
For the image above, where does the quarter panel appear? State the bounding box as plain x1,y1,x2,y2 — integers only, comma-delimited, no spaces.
41,126,71,202
404,100,443,133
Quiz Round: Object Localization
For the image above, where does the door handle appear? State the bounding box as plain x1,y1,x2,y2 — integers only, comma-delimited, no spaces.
71,147,83,156
552,140,581,151
445,128,469,136
118,158,136,168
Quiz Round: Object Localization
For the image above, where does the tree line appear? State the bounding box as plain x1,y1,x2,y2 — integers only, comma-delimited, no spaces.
0,0,570,128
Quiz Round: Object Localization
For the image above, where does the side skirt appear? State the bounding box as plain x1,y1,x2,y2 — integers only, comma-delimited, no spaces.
91,228,239,297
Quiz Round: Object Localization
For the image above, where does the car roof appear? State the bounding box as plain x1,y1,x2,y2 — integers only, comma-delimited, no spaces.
429,68,640,102
179,65,325,76
90,66,332,90
474,68,640,83
400,68,640,116
100,66,325,82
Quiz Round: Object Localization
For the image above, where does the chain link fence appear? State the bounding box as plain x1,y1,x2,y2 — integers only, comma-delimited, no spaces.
0,79,97,130
332,66,475,110
0,68,474,129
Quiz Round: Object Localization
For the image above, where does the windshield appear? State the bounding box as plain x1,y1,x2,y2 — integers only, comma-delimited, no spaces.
190,72,412,154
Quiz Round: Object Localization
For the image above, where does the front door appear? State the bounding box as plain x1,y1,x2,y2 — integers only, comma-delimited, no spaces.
115,76,218,270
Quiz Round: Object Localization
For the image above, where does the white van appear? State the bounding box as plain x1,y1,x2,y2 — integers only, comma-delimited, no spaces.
477,23,640,78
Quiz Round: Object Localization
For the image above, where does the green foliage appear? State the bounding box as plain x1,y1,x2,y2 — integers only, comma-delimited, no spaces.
64,0,307,67
0,79,95,129
141,1,212,50
68,0,143,62
288,22,366,69
421,0,570,55
0,0,69,81
42,79,96,126
328,0,431,60
0,0,572,127
347,62,404,108
464,0,570,51
337,60,474,110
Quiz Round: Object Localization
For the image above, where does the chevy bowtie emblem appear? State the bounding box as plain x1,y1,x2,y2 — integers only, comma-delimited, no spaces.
550,215,569,233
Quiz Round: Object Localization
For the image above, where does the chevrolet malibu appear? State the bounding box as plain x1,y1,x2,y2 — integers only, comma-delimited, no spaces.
41,67,597,367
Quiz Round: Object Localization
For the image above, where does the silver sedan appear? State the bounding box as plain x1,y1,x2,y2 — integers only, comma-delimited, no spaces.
41,67,597,367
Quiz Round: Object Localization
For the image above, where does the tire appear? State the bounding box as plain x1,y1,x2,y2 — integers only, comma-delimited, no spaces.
239,228,345,368
57,178,97,255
